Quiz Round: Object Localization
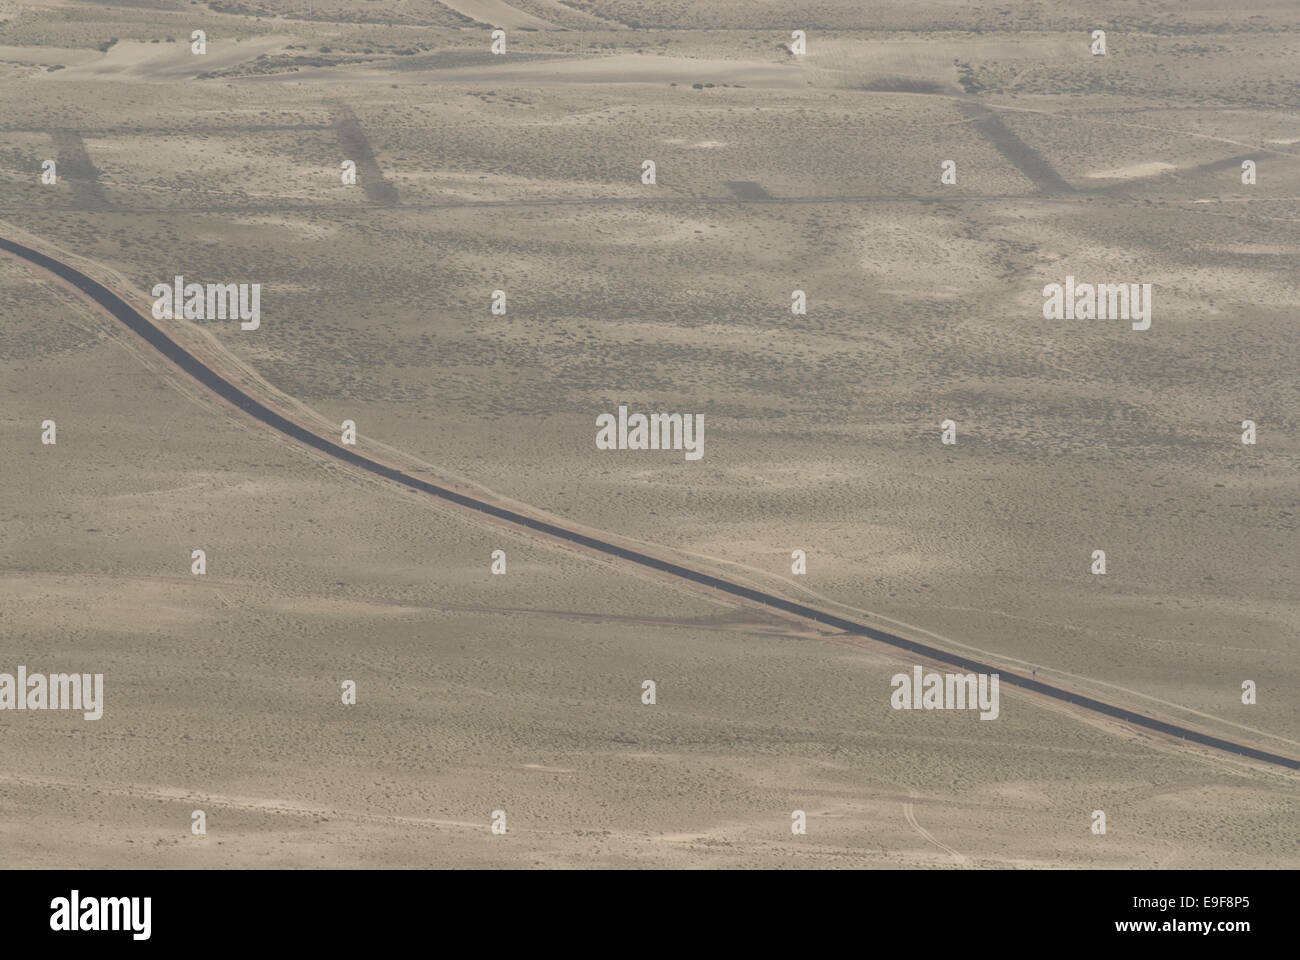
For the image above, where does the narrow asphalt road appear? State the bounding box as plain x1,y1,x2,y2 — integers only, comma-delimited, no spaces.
3,232,1296,772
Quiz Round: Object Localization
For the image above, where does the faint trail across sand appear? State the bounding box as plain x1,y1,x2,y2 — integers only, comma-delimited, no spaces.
904,789,970,866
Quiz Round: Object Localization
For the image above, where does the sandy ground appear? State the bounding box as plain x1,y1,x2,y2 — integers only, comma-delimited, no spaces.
1,0,1297,867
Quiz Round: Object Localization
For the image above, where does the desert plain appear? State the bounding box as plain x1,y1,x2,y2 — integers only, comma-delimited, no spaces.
1,0,1298,867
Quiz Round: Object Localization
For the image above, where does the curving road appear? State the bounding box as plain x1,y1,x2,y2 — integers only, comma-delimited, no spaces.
3,232,1297,773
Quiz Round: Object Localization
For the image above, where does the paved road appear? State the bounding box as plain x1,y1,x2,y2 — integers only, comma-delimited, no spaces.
3,232,1296,772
